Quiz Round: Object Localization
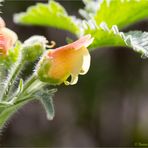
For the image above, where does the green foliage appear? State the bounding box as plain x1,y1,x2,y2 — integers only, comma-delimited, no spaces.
79,0,148,57
125,31,148,58
38,89,56,120
14,0,148,58
0,87,56,128
0,74,56,128
83,21,148,58
0,99,30,128
41,97,54,120
0,37,56,128
13,0,80,34
0,0,147,128
83,21,126,49
80,0,148,29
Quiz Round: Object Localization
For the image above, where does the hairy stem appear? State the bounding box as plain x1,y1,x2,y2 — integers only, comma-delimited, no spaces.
0,59,25,101
15,74,39,99
22,74,37,93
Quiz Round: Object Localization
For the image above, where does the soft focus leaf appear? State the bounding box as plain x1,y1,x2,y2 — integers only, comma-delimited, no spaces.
13,0,80,34
80,0,148,29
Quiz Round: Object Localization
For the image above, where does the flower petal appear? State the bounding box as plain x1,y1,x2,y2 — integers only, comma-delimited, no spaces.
55,34,93,52
80,47,91,75
70,75,78,85
64,74,78,85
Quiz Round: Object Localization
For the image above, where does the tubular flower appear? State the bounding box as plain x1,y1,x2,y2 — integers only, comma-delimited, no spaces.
0,17,18,55
36,35,94,85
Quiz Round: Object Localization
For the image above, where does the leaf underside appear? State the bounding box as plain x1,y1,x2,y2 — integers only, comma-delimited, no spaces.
83,21,148,58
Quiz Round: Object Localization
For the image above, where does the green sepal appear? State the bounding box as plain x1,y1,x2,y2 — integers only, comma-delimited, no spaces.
36,53,62,85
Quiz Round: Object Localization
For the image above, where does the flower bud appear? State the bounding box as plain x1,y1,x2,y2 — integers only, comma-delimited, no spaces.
36,35,94,85
22,36,48,61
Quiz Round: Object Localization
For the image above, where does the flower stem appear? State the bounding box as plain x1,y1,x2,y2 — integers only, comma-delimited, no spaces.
21,74,37,94
12,74,47,103
0,59,25,101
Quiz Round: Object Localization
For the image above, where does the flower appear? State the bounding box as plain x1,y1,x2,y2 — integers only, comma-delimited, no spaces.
36,34,94,85
0,17,18,56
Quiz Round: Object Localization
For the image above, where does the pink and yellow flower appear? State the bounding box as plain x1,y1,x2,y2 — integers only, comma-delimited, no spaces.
0,17,17,55
36,35,94,85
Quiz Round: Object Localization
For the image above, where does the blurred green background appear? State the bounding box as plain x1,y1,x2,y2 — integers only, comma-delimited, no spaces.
0,0,148,147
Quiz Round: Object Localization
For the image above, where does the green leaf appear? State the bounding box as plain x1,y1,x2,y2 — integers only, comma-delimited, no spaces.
0,98,32,128
79,0,100,20
80,0,148,30
125,31,148,58
13,0,80,34
17,79,24,94
83,21,126,49
41,95,55,120
0,105,18,128
84,21,148,57
37,89,57,120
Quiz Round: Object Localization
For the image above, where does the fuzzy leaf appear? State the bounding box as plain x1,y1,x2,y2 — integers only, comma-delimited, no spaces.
84,21,148,57
80,0,148,30
41,95,55,120
37,89,57,120
0,99,31,128
83,21,126,49
38,89,57,120
13,0,80,34
125,31,148,58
